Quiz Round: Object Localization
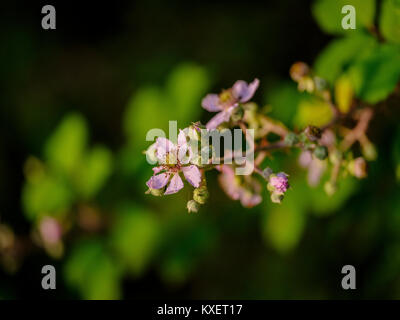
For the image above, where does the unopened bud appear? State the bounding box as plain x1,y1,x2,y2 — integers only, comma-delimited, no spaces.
270,192,284,204
146,188,164,196
193,186,209,205
362,142,377,161
314,145,328,160
187,200,200,213
262,167,273,180
290,62,310,82
304,125,322,142
348,157,367,179
324,181,337,196
284,132,299,146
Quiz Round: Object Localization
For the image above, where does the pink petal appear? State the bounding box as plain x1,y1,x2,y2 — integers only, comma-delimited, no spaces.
232,78,259,102
201,94,222,112
177,129,187,146
178,143,192,165
205,106,236,130
152,166,164,174
156,137,177,164
240,192,262,208
164,173,184,195
218,165,241,200
146,172,170,189
181,165,201,188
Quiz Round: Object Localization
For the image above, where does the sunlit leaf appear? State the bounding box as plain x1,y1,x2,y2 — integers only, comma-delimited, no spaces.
294,97,333,128
348,44,400,103
314,32,377,84
380,0,400,44
312,0,375,34
335,74,354,113
110,205,160,276
44,113,88,175
75,146,113,199
64,240,121,300
22,172,73,220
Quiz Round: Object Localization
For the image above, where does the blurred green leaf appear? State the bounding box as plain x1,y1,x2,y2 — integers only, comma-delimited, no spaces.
263,202,306,254
294,97,333,128
314,32,377,84
44,113,88,175
380,0,400,44
312,0,375,34
265,82,305,127
22,172,73,220
348,44,400,103
75,146,113,199
308,177,358,215
123,63,210,153
166,63,210,125
65,240,121,300
110,205,160,276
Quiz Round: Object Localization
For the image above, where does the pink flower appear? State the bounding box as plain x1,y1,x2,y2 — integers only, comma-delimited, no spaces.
269,172,289,194
202,79,259,130
39,217,62,245
146,130,202,195
217,165,262,208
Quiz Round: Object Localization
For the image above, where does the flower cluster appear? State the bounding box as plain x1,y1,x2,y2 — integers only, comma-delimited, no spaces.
145,67,374,212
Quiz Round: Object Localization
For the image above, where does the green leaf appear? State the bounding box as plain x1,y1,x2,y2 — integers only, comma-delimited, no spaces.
44,113,88,175
75,146,113,199
123,63,210,153
110,205,160,276
64,240,121,300
348,44,400,103
380,0,400,44
22,172,73,220
294,97,334,128
314,32,377,84
265,82,306,127
312,0,376,34
166,63,210,126
263,202,306,254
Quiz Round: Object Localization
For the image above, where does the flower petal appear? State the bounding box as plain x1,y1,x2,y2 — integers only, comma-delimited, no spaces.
240,191,262,208
232,78,259,102
205,106,236,130
156,137,177,164
177,129,187,146
164,173,184,195
181,165,201,188
218,165,241,200
146,172,170,189
201,94,222,112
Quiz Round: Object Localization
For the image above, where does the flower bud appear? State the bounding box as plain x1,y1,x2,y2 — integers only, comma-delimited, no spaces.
314,146,328,160
268,172,289,194
193,186,209,205
284,132,299,146
262,167,273,180
348,157,367,179
187,200,200,213
146,188,164,196
290,62,310,82
304,125,322,142
270,192,284,204
362,142,377,161
324,181,337,196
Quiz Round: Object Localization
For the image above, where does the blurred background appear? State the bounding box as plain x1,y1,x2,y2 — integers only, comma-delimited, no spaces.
0,0,400,299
